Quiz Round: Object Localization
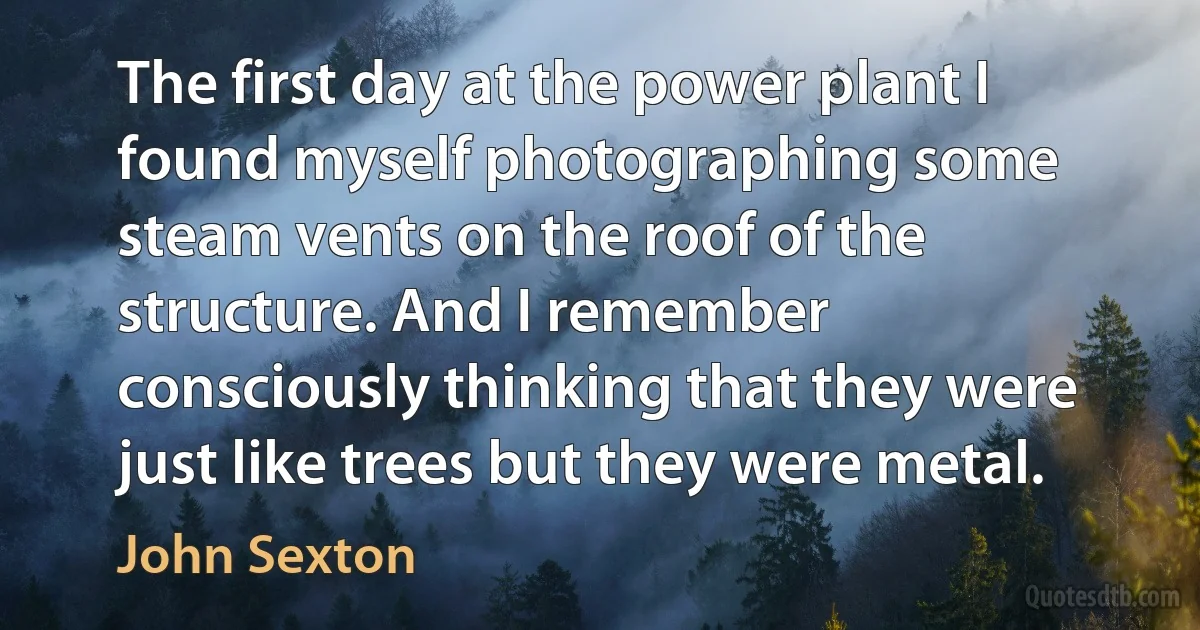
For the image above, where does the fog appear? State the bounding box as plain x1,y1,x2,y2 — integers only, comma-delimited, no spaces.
2,0,1198,626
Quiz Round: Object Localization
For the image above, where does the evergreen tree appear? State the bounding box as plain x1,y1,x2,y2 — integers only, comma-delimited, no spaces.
686,539,754,627
170,490,215,623
428,394,462,425
917,528,1007,630
740,55,785,136
102,493,159,624
327,593,365,630
738,485,838,629
960,419,1022,542
40,373,92,490
100,190,138,247
226,565,272,630
237,491,275,541
7,576,61,630
355,359,393,439
1,311,49,420
539,257,586,304
303,405,330,451
107,494,157,568
484,563,522,630
364,492,403,547
113,254,156,298
292,505,334,543
173,490,213,547
325,37,365,99
998,484,1057,629
1066,295,1150,440
359,359,383,381
1176,310,1200,419
824,604,847,630
424,522,443,553
53,288,86,334
517,560,584,630
0,421,38,533
811,64,848,120
79,307,116,364
539,257,586,332
474,490,497,542
390,592,418,629
912,112,935,148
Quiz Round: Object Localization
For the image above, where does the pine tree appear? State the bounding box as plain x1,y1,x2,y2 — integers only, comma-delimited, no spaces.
1066,295,1150,440
173,490,213,547
102,493,159,622
428,394,462,425
961,419,1022,542
390,592,418,629
0,421,37,529
79,306,115,364
912,112,935,148
740,55,785,136
8,576,61,630
738,485,839,629
998,484,1057,629
303,405,330,451
474,490,497,542
517,560,584,630
169,489,216,623
824,604,847,630
226,563,272,630
327,593,364,630
40,373,92,490
237,491,275,541
539,257,585,303
292,505,334,543
812,64,848,119
1,313,49,421
917,528,1007,630
113,254,156,298
53,288,86,334
355,359,394,439
484,563,522,629
107,494,157,567
424,522,443,553
101,190,138,247
325,37,365,99
539,257,586,332
686,539,754,627
1176,310,1200,420
359,359,382,380
364,492,403,547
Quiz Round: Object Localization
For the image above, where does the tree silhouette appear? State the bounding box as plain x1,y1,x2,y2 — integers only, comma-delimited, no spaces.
517,560,583,630
364,492,403,547
484,563,522,629
917,528,1007,630
1067,294,1150,441
325,37,365,99
738,485,838,629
